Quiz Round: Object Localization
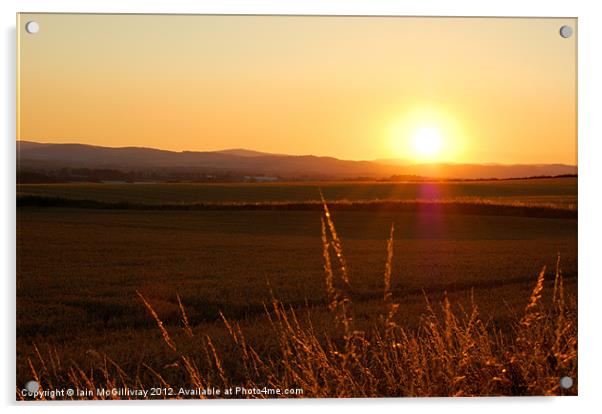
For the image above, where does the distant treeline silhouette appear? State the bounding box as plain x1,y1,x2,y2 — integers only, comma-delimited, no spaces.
17,167,577,184
16,167,273,184
383,174,578,182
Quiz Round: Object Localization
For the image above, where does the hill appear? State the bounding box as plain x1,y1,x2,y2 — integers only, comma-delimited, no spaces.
17,140,577,181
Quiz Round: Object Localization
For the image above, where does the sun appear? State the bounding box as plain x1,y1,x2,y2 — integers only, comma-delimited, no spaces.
387,106,465,163
412,126,443,158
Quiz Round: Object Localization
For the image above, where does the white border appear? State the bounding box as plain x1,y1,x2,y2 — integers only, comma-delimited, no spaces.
2,1,601,414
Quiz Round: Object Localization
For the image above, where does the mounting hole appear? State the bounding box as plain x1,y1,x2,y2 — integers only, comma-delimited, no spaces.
25,380,39,394
559,25,573,39
560,376,573,389
25,21,39,34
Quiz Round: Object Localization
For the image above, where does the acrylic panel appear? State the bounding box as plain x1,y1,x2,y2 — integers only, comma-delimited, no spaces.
16,14,577,400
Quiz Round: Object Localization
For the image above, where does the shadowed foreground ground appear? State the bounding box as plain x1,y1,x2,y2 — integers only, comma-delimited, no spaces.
17,204,576,397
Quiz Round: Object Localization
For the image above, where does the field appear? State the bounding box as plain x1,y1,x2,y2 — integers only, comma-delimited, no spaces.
17,177,577,208
16,178,577,398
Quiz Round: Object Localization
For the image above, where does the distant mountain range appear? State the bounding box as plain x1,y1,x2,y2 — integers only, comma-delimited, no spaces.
17,140,577,180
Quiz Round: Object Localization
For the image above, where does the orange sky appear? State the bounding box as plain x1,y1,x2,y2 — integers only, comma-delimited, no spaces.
18,14,577,164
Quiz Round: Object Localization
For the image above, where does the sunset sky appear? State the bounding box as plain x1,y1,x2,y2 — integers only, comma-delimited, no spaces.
18,14,577,165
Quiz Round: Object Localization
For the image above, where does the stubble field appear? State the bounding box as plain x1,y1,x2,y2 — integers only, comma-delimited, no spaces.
16,178,578,398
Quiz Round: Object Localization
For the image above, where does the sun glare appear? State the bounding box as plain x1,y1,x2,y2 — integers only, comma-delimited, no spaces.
412,126,443,158
388,106,465,163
